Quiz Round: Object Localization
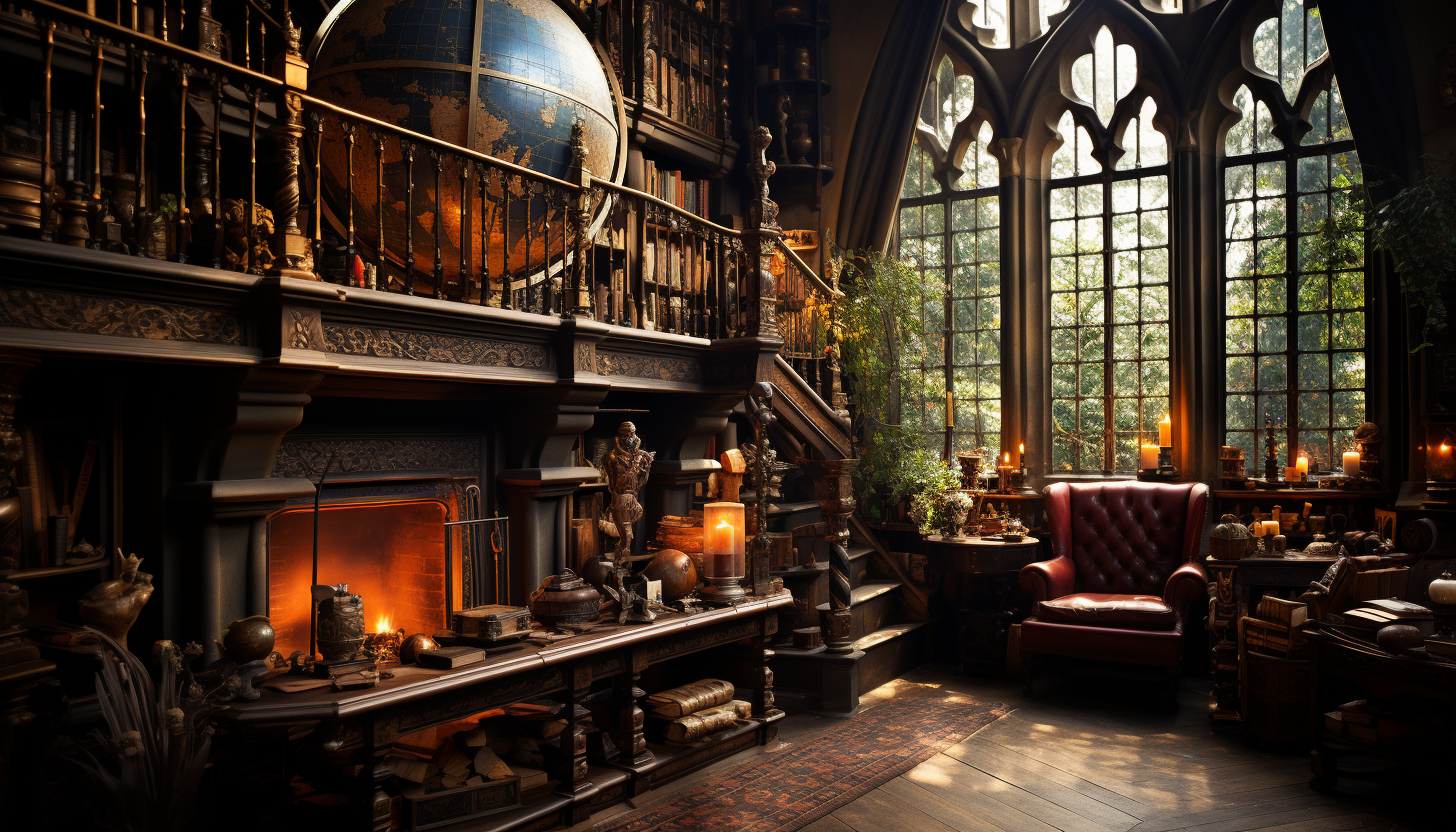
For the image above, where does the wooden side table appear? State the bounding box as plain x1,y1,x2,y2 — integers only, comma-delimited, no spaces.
922,535,1047,674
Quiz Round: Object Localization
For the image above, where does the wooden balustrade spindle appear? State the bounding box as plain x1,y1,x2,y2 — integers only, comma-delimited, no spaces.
525,182,537,313
309,111,324,276
209,73,223,267
403,140,415,295
39,20,53,241
343,122,356,279
372,129,385,290
478,166,492,306
90,39,103,206
247,87,259,272
459,159,469,300
501,175,512,310
430,148,443,299
175,62,190,262
135,49,147,220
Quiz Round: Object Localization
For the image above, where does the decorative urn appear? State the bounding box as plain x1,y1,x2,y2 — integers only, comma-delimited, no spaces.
1429,567,1456,639
529,570,601,630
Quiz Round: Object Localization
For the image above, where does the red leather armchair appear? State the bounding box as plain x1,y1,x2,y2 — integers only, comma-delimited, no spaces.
1018,481,1209,698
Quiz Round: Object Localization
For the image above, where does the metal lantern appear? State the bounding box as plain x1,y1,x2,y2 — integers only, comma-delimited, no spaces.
699,502,746,603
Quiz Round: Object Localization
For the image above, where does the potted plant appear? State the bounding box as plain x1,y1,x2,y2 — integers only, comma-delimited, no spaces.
908,467,975,538
829,244,937,520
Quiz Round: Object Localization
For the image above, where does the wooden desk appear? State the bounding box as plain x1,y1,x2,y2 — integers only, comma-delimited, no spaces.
222,593,792,832
1307,627,1456,804
923,535,1048,674
1206,554,1336,722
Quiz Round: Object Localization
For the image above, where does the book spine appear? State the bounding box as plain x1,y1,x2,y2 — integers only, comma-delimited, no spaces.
68,438,98,550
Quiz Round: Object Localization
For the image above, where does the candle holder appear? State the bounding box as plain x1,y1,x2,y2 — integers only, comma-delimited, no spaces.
1137,446,1180,481
699,501,747,605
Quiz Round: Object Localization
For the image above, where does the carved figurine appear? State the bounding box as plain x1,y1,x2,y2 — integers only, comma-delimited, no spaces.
77,552,154,650
598,422,655,560
221,198,274,272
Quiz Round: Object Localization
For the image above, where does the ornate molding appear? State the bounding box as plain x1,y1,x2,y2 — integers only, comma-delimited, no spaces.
596,351,702,383
574,342,595,373
321,324,551,370
272,436,481,479
771,363,850,456
0,286,243,345
288,309,323,349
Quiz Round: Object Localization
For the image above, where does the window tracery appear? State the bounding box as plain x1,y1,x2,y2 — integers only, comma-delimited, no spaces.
898,55,1002,458
1048,25,1171,475
1222,0,1364,473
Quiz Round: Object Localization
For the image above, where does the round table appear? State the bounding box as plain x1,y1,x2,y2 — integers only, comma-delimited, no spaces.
922,534,1047,673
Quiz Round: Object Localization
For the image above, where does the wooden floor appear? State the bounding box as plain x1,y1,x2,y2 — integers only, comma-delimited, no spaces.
574,663,1445,832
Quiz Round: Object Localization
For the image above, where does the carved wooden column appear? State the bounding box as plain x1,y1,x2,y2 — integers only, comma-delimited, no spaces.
616,648,652,767
557,662,594,798
798,457,856,652
269,14,316,281
742,126,781,339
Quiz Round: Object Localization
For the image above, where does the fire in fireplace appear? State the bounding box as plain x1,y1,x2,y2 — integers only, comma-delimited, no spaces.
267,499,457,656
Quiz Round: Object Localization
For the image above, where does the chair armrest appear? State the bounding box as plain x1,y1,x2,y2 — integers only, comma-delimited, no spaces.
1019,556,1077,603
1162,561,1208,616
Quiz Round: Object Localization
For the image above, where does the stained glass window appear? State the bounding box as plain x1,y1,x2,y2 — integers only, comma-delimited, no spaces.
1223,0,1363,474
897,57,1002,458
1049,27,1170,474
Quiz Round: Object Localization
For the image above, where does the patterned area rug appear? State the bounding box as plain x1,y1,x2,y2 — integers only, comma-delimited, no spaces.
591,684,1012,832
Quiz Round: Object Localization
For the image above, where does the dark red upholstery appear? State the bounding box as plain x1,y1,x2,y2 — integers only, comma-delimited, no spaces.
1019,481,1208,671
1036,593,1176,630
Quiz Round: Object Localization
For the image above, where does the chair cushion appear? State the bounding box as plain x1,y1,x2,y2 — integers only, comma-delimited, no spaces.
1034,593,1177,630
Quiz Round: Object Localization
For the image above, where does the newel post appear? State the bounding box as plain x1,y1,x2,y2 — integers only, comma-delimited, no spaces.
743,126,780,338
270,13,317,281
798,457,857,653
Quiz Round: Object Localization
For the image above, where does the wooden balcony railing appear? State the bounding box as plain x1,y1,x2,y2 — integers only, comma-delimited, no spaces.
0,0,840,399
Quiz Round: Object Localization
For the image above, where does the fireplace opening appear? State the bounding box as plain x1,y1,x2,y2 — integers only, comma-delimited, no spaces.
267,499,457,656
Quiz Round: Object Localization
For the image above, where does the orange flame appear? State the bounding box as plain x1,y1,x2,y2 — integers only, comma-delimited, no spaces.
375,613,393,634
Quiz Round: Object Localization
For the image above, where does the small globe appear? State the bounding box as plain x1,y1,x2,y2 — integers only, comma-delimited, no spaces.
309,0,620,293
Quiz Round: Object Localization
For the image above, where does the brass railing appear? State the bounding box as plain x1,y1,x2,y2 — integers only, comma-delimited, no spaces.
1,0,840,371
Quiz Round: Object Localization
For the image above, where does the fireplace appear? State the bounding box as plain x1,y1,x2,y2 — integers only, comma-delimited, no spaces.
266,498,458,656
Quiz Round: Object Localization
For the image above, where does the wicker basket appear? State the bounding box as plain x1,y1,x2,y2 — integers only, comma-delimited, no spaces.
1209,514,1255,561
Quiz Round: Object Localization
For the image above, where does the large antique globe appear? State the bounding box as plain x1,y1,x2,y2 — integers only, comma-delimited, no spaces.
309,0,622,294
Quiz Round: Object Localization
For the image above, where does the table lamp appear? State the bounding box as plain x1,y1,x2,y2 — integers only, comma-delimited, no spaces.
699,502,746,604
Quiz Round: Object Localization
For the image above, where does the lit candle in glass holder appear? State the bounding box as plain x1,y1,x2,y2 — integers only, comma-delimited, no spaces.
1158,414,1172,448
1295,453,1309,481
1342,449,1361,478
1139,444,1160,471
699,501,746,603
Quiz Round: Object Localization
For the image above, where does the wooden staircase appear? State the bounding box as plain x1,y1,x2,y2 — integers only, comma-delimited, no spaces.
749,356,931,714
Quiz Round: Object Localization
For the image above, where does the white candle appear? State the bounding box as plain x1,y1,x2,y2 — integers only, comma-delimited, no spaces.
1343,451,1360,478
1139,444,1159,470
1295,455,1308,477
1263,520,1280,536
1158,415,1171,447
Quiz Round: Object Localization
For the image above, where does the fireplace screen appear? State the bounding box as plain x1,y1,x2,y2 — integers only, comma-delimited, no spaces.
267,499,456,656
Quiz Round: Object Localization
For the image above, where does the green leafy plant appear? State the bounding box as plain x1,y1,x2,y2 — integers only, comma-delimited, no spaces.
830,243,940,517
1316,156,1456,352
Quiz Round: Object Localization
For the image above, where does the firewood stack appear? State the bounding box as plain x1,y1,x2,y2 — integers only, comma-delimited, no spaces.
384,702,561,794
645,678,751,745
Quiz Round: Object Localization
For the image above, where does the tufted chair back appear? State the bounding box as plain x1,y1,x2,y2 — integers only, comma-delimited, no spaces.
1043,481,1209,595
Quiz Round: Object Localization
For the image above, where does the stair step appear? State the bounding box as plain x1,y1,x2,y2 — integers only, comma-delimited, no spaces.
766,500,819,516
769,619,931,714
815,580,902,641
856,620,931,694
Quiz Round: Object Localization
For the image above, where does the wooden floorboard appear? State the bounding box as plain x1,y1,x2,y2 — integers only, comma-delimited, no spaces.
570,663,1429,832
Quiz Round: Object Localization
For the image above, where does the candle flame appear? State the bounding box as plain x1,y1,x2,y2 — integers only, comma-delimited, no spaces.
1003,452,1010,463
1018,443,1025,454
1160,414,1171,424
716,517,734,531
375,613,393,634
1443,443,1451,454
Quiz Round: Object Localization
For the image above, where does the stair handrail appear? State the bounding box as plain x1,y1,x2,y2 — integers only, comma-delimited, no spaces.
848,514,929,621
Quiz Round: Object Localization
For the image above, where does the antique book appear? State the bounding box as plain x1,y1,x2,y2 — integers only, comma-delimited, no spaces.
645,678,735,718
656,700,751,743
418,646,486,668
1255,596,1307,627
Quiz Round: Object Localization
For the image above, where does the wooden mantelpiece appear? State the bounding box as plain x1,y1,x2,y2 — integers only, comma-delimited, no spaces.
222,593,790,832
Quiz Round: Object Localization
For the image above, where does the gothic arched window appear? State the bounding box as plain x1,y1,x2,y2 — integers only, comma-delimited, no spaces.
1048,26,1171,474
1222,0,1364,473
897,55,1002,458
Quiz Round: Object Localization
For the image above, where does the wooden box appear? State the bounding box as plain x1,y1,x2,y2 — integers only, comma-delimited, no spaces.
452,605,531,641
404,775,521,830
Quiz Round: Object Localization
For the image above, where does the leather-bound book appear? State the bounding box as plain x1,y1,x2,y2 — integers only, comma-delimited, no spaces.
656,700,751,744
645,678,734,718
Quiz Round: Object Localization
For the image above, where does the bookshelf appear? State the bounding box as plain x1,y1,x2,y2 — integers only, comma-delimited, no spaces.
749,1,832,209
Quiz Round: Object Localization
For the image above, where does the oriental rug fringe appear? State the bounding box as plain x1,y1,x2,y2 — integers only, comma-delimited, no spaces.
591,684,1012,832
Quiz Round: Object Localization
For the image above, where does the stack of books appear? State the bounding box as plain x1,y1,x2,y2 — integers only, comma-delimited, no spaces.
1242,596,1308,658
645,678,751,745
1337,599,1434,637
